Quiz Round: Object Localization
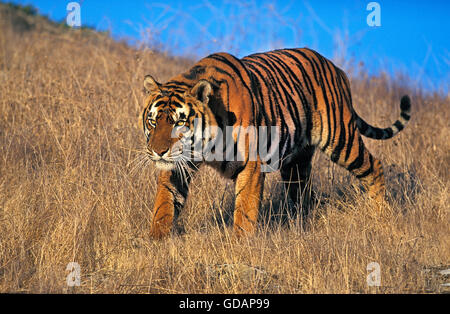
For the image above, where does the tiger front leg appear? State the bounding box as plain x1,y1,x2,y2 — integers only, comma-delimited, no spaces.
150,170,189,239
232,161,265,236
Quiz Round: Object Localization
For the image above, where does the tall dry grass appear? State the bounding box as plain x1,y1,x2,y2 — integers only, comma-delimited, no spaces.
0,4,448,293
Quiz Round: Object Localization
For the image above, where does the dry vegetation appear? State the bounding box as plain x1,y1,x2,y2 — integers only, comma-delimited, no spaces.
0,3,448,293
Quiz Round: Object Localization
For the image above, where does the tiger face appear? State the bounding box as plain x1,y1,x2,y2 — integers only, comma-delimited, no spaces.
142,75,213,171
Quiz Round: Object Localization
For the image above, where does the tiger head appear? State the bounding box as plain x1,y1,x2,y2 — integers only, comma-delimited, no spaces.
142,75,215,171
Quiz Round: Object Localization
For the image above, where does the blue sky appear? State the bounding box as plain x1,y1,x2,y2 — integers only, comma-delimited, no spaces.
9,0,449,92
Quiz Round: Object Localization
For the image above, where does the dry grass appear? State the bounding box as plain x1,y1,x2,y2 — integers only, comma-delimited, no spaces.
0,4,448,294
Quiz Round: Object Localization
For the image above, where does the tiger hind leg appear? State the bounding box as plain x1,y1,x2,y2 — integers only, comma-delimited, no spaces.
320,132,386,202
280,145,316,217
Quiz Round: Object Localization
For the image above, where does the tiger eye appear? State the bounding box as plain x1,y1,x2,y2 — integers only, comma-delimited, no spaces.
175,120,186,127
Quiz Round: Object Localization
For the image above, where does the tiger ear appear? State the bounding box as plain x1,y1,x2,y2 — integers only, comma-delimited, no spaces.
190,80,212,104
143,75,160,94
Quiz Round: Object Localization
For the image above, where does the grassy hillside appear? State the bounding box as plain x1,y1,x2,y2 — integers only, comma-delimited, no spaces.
0,3,448,293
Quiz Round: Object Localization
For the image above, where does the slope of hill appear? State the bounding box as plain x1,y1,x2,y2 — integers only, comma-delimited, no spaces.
0,3,448,293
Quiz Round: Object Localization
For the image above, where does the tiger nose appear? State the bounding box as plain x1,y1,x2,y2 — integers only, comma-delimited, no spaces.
154,147,169,157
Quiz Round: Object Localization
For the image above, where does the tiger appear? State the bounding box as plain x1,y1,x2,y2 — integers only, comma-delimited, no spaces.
141,47,411,238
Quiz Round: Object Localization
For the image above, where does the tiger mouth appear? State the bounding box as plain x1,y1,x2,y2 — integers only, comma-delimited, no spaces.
155,159,176,171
